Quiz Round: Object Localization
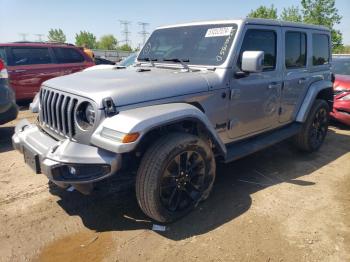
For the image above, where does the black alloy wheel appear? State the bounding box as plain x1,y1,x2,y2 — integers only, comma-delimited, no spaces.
160,150,206,212
136,133,216,223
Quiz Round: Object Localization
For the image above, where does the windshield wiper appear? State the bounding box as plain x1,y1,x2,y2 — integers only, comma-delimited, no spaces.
163,58,190,70
138,57,158,67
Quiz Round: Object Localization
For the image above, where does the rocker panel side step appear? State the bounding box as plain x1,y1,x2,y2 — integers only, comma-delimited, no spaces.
224,123,302,163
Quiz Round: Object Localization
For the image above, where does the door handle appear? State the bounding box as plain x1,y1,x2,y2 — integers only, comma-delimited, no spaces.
298,78,308,84
268,82,281,89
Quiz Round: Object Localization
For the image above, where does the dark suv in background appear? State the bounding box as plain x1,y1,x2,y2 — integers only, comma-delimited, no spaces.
0,42,94,100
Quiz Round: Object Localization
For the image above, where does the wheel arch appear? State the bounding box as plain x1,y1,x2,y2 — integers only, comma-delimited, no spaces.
91,103,227,156
135,116,226,157
296,80,333,123
316,87,333,110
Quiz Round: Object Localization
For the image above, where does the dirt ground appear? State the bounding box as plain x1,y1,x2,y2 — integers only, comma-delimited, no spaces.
0,109,349,262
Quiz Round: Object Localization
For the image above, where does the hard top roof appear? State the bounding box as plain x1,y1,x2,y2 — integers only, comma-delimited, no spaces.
157,18,330,32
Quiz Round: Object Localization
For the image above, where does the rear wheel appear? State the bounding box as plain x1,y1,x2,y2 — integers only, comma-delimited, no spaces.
136,133,215,223
294,99,330,152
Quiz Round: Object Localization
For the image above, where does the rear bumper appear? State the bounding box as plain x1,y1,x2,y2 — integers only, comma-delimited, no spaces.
12,119,122,187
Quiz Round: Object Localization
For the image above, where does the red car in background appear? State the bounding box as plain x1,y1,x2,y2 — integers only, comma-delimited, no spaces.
331,55,350,126
0,42,94,100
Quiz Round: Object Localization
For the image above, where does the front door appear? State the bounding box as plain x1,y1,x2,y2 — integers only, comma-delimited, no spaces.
228,26,282,140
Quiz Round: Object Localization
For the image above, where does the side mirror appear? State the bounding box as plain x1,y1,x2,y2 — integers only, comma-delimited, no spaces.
241,51,264,73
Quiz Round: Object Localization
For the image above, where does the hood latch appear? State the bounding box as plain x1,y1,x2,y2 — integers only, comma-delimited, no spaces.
102,97,117,116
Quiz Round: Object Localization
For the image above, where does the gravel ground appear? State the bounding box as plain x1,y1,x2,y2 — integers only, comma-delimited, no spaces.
0,109,349,262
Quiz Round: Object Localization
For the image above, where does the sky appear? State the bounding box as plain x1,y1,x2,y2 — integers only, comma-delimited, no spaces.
1,0,349,47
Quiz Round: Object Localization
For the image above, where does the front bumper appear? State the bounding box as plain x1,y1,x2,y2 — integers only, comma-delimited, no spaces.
12,119,122,187
330,101,350,126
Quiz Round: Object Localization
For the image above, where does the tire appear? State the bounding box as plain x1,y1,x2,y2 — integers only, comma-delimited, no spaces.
136,133,216,223
294,99,330,152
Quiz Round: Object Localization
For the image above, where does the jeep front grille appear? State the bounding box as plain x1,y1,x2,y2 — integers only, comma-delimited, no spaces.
39,88,78,138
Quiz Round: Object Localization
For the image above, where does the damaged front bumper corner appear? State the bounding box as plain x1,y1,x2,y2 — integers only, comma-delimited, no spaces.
12,119,122,193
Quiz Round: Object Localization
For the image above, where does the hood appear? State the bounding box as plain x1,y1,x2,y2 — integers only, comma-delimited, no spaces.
334,74,350,91
44,67,215,108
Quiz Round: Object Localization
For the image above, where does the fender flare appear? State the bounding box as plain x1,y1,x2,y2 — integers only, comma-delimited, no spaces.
296,79,333,123
91,103,227,155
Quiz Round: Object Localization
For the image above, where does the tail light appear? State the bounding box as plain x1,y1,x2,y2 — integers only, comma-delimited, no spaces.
0,59,8,79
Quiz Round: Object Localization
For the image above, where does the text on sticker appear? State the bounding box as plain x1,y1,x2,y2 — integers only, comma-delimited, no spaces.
205,27,232,38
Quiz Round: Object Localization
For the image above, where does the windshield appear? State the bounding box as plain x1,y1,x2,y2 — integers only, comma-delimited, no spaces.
138,24,238,66
332,57,350,75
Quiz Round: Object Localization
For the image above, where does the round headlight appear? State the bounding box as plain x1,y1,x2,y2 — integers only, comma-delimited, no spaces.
76,102,95,130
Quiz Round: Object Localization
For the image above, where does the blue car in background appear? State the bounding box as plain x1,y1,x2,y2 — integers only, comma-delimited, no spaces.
118,53,137,67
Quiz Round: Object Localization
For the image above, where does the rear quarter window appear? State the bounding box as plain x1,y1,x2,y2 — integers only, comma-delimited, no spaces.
312,34,330,66
53,48,85,63
11,47,52,66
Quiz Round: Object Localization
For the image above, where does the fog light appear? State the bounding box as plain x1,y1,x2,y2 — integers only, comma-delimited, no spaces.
51,164,111,181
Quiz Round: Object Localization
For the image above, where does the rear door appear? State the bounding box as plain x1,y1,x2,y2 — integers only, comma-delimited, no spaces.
228,26,283,139
7,46,60,100
52,47,92,75
279,29,310,123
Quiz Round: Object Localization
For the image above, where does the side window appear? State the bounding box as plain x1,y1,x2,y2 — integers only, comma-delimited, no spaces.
53,48,85,63
0,47,7,64
238,29,277,71
312,34,329,66
285,31,307,68
11,47,52,66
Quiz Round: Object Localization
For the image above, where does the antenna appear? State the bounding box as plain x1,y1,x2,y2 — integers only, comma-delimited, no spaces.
19,33,28,41
119,20,132,46
138,22,150,45
34,34,45,42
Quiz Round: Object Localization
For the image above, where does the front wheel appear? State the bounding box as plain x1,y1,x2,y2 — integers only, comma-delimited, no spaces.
294,99,330,152
136,133,216,223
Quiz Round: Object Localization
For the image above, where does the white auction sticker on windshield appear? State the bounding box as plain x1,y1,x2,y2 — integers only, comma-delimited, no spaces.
205,27,232,37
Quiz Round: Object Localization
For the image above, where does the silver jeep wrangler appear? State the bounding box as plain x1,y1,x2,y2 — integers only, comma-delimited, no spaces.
12,19,333,222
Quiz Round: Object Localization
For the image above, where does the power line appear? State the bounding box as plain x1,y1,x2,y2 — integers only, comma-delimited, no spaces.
119,20,132,46
34,34,45,42
19,33,28,41
138,22,150,46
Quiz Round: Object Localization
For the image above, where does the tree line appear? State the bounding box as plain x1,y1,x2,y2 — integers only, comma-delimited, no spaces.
47,29,133,52
247,0,348,53
47,0,349,53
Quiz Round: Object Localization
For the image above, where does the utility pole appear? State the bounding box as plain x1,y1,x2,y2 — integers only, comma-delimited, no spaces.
19,33,28,41
119,20,132,46
138,22,150,46
34,34,45,42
